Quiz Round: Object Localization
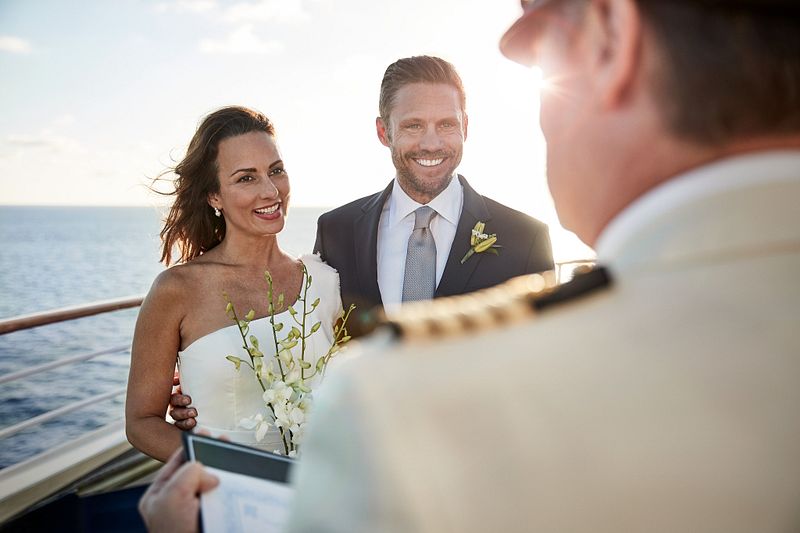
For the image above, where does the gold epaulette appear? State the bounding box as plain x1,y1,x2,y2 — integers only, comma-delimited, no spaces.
383,267,612,342
383,270,557,341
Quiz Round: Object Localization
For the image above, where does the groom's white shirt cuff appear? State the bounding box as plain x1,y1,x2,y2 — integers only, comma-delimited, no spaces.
377,175,463,310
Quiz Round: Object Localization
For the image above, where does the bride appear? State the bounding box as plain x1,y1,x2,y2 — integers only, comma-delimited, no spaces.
126,106,343,461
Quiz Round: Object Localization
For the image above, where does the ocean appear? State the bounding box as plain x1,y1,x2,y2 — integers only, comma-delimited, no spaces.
0,205,327,468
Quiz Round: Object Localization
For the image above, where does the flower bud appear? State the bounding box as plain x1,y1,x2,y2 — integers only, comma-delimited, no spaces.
474,236,498,253
225,355,242,370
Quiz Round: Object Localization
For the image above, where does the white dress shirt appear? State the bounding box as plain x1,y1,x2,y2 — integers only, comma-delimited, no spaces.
377,176,464,311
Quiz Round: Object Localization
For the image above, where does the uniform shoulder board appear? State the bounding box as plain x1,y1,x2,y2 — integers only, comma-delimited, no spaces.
381,267,612,342
530,266,612,312
350,267,612,343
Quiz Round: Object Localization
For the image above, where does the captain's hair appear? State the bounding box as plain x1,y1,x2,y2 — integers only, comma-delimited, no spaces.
555,1,800,144
638,1,800,144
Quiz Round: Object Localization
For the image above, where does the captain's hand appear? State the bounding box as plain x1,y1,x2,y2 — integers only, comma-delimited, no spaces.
139,448,218,533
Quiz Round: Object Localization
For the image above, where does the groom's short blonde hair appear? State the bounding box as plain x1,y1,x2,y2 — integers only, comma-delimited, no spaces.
378,56,466,124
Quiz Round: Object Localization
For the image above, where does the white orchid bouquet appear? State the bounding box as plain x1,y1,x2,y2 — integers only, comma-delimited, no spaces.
223,264,354,456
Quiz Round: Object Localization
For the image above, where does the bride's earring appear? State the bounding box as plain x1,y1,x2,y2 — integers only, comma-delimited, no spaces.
214,207,221,217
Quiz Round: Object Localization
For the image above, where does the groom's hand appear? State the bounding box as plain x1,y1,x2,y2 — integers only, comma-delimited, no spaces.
170,372,197,431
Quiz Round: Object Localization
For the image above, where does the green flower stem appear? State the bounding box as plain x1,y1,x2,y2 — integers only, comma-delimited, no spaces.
299,264,310,380
224,295,264,392
264,272,292,454
460,248,476,264
226,291,291,455
306,303,355,380
266,401,291,454
265,273,287,382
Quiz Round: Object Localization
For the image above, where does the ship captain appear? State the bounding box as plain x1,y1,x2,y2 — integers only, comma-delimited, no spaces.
283,0,800,531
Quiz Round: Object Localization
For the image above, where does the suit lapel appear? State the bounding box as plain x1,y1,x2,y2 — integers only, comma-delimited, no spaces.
353,181,394,306
436,175,491,297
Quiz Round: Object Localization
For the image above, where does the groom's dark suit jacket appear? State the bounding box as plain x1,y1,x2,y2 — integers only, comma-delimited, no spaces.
314,175,553,314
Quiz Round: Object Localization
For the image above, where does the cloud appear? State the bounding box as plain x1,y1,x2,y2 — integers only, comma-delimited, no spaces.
222,0,309,24
153,0,217,14
199,24,284,55
2,133,83,153
3,134,51,148
0,36,32,54
153,0,309,22
2,119,83,156
153,0,311,55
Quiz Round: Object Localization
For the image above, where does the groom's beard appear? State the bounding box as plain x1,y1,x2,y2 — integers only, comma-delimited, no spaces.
391,148,460,202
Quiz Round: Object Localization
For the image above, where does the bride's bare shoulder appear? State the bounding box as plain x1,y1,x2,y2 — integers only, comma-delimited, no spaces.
147,258,220,301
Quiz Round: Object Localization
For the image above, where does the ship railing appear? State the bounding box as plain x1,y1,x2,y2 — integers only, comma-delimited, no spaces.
0,295,159,525
0,296,144,442
0,295,144,335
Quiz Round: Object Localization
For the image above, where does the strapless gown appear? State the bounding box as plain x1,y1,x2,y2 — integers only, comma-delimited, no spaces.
178,254,342,451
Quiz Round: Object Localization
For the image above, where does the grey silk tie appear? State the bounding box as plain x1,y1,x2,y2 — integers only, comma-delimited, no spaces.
402,206,438,302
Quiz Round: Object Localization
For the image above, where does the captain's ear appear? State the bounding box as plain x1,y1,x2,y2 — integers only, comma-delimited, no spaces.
376,117,391,147
462,113,469,141
586,0,642,109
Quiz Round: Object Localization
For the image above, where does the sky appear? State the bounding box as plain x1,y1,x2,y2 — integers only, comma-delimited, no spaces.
0,0,595,262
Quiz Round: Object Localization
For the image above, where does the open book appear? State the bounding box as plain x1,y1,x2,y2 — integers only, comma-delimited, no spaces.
183,433,296,533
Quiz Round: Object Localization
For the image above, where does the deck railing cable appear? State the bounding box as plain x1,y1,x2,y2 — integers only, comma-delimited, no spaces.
0,387,127,441
0,295,145,444
0,345,131,386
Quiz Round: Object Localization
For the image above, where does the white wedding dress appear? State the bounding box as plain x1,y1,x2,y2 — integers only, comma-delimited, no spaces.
177,254,342,452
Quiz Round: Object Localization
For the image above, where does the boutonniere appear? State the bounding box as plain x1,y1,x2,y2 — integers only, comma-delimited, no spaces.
460,221,501,264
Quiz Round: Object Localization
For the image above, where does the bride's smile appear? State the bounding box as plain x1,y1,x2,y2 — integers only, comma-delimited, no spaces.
253,202,282,220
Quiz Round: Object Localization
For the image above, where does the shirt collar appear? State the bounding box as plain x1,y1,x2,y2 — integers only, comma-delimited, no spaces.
387,174,463,228
595,150,800,262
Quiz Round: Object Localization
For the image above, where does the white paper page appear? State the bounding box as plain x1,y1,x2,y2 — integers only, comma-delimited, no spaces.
200,466,294,533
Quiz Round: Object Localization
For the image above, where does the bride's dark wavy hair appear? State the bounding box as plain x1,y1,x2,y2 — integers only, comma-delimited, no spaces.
156,106,276,265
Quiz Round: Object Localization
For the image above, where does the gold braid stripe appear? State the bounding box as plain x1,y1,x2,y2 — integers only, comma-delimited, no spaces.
384,270,559,342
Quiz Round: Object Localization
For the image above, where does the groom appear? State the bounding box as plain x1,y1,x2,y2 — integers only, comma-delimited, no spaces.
314,55,553,314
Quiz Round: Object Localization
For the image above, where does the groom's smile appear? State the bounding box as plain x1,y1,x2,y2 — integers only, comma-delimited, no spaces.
412,156,446,167
377,82,467,204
